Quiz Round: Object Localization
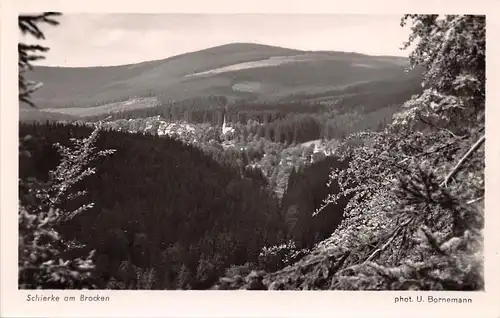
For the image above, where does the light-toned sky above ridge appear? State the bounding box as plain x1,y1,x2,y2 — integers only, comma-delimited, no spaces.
24,14,413,67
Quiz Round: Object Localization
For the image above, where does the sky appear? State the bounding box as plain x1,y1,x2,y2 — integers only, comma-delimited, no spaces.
24,14,413,67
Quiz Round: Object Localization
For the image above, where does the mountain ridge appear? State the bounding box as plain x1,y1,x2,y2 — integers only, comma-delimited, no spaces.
23,42,420,121
35,43,403,69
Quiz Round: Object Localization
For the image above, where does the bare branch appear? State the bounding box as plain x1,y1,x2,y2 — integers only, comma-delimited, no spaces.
440,134,485,188
467,196,484,205
364,219,412,263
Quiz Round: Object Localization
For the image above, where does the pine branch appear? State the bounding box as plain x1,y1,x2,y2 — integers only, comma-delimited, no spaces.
363,219,412,263
18,13,61,107
440,134,485,188
397,134,466,165
18,13,61,38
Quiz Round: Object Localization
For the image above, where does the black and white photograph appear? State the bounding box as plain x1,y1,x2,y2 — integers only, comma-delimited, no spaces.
14,10,487,294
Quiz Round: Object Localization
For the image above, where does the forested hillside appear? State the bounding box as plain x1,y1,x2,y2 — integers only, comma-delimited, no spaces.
20,33,423,129
259,14,486,291
18,13,485,291
19,122,276,288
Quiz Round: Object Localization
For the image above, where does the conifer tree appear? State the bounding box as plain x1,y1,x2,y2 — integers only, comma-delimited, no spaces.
18,13,117,289
311,14,486,291
262,14,485,291
18,12,61,107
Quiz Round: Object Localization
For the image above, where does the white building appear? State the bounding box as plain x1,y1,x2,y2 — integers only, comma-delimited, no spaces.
222,114,235,135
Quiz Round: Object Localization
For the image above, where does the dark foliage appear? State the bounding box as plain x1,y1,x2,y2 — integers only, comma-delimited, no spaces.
259,14,485,291
19,12,61,107
20,122,286,289
281,156,351,249
18,12,483,292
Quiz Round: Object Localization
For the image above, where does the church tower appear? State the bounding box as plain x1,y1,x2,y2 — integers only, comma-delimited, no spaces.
222,113,228,134
221,101,234,135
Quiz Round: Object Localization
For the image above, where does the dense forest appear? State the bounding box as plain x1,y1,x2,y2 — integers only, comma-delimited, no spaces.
78,76,421,144
18,13,485,291
19,120,351,289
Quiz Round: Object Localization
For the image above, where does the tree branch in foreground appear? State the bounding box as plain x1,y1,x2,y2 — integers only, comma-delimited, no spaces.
440,134,485,188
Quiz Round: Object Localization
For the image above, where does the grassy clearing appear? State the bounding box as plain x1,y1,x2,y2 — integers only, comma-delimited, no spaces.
39,97,158,117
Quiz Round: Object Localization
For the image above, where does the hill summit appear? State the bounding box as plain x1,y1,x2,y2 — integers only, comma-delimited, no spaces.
23,42,418,116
